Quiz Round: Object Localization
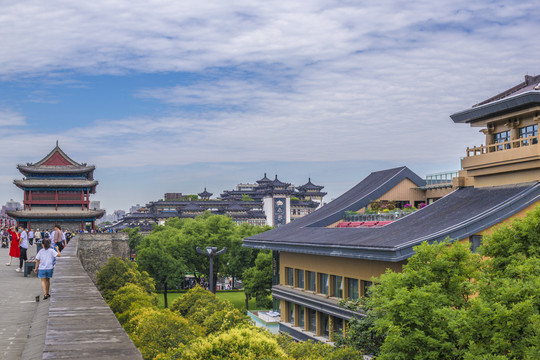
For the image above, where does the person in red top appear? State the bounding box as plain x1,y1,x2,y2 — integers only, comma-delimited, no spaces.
6,226,20,266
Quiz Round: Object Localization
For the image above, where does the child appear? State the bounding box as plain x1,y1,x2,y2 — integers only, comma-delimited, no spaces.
34,239,60,300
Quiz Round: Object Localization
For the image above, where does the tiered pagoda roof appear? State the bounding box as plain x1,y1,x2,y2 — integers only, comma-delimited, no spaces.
17,143,95,177
198,187,213,199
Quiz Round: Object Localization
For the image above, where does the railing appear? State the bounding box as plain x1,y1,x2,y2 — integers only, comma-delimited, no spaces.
344,212,413,222
466,135,539,157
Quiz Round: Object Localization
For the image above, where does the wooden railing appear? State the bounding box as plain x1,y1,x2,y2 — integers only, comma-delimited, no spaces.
466,135,539,157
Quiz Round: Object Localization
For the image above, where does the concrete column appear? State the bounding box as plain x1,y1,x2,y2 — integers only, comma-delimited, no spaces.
316,311,322,336
293,304,299,327
280,300,286,322
510,127,520,148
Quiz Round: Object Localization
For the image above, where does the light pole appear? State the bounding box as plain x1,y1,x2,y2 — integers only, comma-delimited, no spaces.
196,246,227,294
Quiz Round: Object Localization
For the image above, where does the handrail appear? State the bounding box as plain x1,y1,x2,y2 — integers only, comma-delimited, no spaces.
466,134,539,157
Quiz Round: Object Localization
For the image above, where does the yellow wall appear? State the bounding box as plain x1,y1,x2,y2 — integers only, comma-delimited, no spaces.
377,178,425,204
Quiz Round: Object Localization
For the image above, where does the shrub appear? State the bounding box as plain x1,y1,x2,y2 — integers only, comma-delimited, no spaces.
96,257,155,301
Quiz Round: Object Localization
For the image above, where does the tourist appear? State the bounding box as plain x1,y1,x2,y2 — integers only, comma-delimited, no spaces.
16,226,29,272
52,225,64,252
0,228,7,248
28,228,34,246
35,228,43,253
34,239,60,300
6,226,20,266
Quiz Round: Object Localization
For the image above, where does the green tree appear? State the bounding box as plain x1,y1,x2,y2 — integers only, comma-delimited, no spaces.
165,327,289,360
277,333,362,360
241,194,254,201
243,251,273,309
96,257,155,301
108,283,158,325
128,307,204,360
124,227,143,251
137,239,186,308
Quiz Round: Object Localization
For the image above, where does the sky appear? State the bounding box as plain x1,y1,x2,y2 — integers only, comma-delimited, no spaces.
0,1,539,212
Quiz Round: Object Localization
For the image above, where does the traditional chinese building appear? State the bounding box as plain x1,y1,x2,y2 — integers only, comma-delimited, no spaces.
7,143,105,231
243,74,540,343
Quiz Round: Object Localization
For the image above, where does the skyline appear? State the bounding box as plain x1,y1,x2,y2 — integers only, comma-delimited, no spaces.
1,1,539,211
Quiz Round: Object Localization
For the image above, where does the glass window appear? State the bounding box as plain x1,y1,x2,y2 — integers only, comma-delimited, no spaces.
296,269,304,289
307,271,316,291
309,308,316,332
298,305,304,328
362,280,372,297
332,275,343,298
470,235,482,253
319,273,329,295
520,124,538,145
285,267,294,286
322,313,330,338
288,302,294,324
333,317,344,337
347,278,359,300
493,130,511,150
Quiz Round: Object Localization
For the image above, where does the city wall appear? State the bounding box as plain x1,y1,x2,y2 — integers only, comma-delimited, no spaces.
77,232,131,283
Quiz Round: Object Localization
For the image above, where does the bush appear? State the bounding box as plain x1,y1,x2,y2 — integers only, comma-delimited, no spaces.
96,257,155,301
108,284,158,325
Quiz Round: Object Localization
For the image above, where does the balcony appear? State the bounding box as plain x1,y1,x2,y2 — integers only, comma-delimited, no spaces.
462,134,540,184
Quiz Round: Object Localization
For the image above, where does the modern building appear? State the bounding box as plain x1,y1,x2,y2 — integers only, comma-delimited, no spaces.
7,143,105,231
243,74,540,343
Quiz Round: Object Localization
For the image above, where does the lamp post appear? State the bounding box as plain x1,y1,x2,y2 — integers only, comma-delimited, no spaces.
196,246,227,294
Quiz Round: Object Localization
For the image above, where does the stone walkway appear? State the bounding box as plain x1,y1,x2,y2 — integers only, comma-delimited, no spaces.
0,244,42,360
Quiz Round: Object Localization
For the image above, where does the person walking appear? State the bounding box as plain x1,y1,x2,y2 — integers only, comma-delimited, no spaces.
16,226,28,272
28,228,34,246
52,225,64,252
6,226,20,266
35,228,43,253
34,239,59,300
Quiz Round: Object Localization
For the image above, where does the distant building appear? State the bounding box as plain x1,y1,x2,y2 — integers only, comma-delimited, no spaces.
129,204,142,213
90,201,101,210
7,143,105,231
164,193,183,201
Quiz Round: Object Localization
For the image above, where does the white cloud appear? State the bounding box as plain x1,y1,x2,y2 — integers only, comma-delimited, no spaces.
0,109,26,126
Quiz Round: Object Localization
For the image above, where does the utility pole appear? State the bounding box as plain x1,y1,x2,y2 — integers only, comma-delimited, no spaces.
196,246,227,294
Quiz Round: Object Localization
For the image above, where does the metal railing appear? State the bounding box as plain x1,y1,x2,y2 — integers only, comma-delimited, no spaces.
344,212,413,222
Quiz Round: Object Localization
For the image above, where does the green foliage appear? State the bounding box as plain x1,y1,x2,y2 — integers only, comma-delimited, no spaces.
290,196,300,202
334,310,384,356
170,285,249,334
96,257,155,302
243,251,273,309
277,333,363,360
369,201,381,211
108,284,158,324
128,307,204,360
241,194,255,201
169,327,289,360
124,227,143,251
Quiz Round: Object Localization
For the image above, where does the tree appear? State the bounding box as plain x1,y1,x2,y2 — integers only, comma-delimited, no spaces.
136,239,186,308
170,285,249,334
243,251,273,309
128,307,204,360
107,283,158,325
277,333,363,360
124,227,143,251
96,257,155,301
164,327,289,360
241,194,254,201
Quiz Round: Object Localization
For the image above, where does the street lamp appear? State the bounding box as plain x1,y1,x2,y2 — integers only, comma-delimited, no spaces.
196,246,227,294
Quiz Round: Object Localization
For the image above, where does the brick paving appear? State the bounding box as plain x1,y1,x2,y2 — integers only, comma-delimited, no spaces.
0,244,42,360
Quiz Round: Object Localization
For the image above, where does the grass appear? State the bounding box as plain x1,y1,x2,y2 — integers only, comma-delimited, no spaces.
157,290,265,310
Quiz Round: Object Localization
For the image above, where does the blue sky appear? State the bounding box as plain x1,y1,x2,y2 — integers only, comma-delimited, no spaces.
0,1,539,212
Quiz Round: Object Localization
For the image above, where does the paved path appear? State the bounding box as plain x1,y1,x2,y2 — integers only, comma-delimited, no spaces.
0,244,42,360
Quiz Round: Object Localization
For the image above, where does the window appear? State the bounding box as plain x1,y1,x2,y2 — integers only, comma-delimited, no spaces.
307,271,316,291
520,124,538,145
332,275,343,298
285,267,294,286
321,313,330,338
288,302,294,324
347,278,359,300
308,308,316,332
493,130,511,150
296,269,304,289
470,235,482,253
362,280,372,297
298,306,304,328
319,273,329,295
333,317,344,337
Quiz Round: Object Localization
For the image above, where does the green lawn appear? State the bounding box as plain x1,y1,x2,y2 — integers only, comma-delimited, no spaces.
157,290,267,310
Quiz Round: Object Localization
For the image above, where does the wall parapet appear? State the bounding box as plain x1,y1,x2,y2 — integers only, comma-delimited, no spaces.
43,237,142,359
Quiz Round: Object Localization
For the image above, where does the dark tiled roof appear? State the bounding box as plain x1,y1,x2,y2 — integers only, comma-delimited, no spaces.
270,175,290,188
226,203,246,211
256,173,272,184
180,203,204,211
244,169,540,261
297,178,324,191
14,179,98,188
474,74,540,107
198,187,213,198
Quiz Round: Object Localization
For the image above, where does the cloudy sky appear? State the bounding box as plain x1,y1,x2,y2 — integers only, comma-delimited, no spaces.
0,1,539,212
